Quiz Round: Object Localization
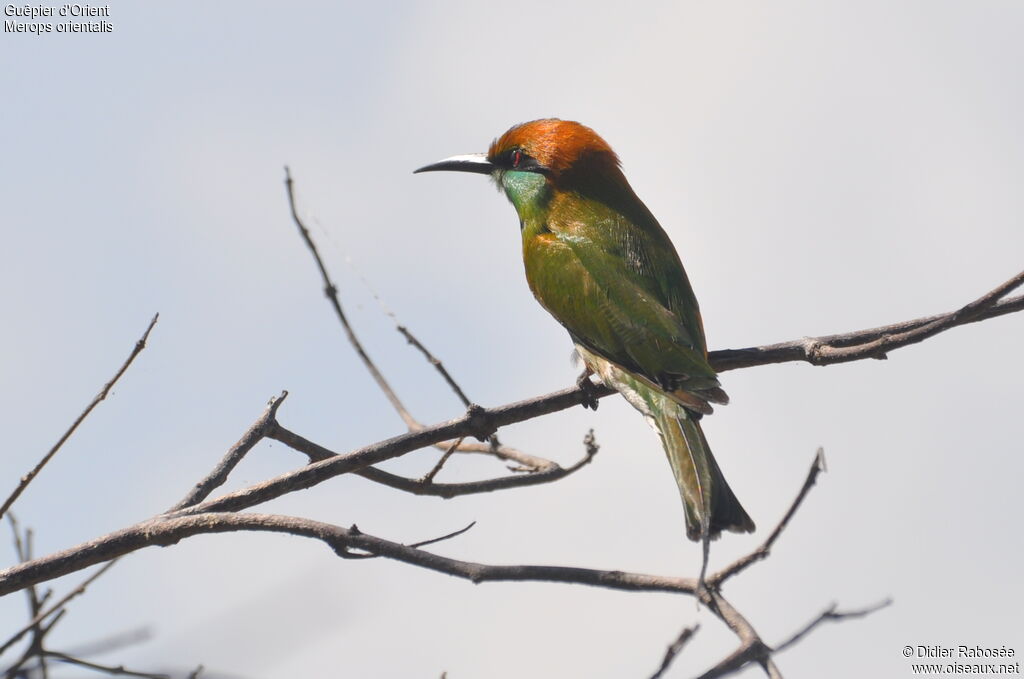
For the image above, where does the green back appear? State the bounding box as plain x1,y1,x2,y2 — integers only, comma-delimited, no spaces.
504,168,718,391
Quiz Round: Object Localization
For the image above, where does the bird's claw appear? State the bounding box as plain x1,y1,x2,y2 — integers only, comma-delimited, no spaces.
577,371,600,410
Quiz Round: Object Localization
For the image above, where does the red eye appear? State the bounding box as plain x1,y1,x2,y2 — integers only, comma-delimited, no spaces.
511,149,522,168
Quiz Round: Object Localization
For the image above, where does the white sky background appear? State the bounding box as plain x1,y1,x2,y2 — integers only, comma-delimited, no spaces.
2,2,1022,677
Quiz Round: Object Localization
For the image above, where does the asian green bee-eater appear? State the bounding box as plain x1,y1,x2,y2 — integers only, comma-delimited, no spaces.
416,119,754,548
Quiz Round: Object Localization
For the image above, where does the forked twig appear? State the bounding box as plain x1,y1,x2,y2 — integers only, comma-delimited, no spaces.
773,599,892,655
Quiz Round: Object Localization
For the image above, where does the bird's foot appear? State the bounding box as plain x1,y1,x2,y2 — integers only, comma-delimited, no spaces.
576,369,600,410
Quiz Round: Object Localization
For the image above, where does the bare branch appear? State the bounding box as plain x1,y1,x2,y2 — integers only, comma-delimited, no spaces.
287,169,477,416
2,606,63,679
284,167,418,429
5,516,50,679
171,392,289,511
0,314,158,522
7,215,1016,679
0,461,880,678
140,389,598,521
711,273,1024,371
773,599,892,655
688,592,890,678
284,172,583,490
351,461,594,498
45,651,169,679
0,559,118,656
650,623,699,679
295,271,1024,430
396,325,473,408
419,437,464,484
443,437,570,473
271,422,597,499
342,521,477,560
0,512,697,598
710,449,826,587
207,275,1024,504
693,589,777,679
0,393,288,659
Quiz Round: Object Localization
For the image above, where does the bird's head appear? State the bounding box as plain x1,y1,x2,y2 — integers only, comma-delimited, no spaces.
415,119,626,215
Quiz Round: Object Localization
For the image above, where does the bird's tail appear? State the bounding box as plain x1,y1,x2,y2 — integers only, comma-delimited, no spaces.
575,348,754,543
651,401,755,542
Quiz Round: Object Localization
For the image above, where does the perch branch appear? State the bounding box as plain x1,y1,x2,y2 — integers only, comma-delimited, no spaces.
711,272,1024,371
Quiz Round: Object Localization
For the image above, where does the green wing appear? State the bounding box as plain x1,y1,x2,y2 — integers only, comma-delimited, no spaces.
523,194,720,394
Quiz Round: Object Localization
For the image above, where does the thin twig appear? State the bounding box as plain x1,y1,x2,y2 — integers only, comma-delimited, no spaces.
44,651,168,679
0,389,265,659
23,528,48,679
772,599,892,655
284,167,418,429
710,449,826,587
690,589,889,677
445,438,557,472
342,521,477,560
2,608,64,679
0,315,159,522
352,460,593,498
395,325,473,408
0,559,119,656
286,169,476,418
419,437,464,484
6,517,50,679
650,624,699,679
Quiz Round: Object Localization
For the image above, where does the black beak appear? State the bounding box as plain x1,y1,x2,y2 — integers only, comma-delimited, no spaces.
414,153,494,175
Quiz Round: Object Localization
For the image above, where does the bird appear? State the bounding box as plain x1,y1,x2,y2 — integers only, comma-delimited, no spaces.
415,119,755,558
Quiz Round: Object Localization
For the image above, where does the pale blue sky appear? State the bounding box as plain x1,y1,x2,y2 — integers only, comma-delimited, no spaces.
2,2,1022,677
